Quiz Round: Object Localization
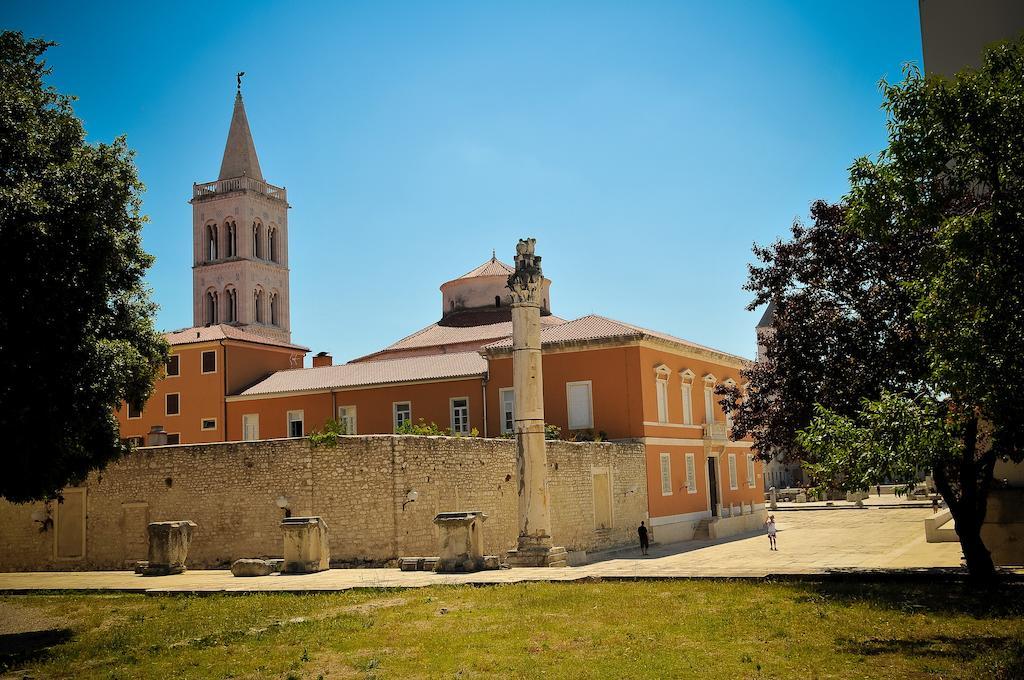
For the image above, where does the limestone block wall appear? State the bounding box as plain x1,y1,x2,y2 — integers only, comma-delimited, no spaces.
0,436,647,571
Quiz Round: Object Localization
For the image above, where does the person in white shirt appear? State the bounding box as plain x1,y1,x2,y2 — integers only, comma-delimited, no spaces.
764,515,778,551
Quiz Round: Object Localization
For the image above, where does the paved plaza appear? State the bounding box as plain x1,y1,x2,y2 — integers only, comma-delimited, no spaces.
0,505,975,593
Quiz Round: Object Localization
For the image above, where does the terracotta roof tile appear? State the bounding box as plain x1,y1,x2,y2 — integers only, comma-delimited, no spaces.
482,315,748,362
356,315,566,359
237,351,487,396
453,257,514,280
164,325,309,352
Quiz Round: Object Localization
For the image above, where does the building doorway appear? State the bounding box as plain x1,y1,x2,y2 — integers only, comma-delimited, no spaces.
707,456,719,517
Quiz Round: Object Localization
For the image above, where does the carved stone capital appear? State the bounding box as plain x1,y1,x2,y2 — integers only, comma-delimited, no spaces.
507,238,543,305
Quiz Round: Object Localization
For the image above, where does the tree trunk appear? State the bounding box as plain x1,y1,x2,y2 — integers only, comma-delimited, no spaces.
932,416,997,582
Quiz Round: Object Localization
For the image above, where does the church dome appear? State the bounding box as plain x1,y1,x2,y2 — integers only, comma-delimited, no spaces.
439,253,552,325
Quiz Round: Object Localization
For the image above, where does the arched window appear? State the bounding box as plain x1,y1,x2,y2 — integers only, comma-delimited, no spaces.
252,222,262,259
206,224,218,261
226,221,237,257
253,288,263,323
495,295,501,308
269,292,278,326
206,290,218,325
224,287,237,322
268,227,277,263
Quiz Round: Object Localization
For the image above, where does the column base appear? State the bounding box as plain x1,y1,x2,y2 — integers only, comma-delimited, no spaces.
505,546,568,568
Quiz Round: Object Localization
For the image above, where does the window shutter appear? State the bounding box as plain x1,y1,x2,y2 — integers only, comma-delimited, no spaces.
685,453,697,493
660,454,672,495
568,383,592,429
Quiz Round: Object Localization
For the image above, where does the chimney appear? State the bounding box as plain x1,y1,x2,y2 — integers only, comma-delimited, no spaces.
312,351,333,368
146,425,169,447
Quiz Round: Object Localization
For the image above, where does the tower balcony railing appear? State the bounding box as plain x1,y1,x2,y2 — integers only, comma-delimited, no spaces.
192,176,287,202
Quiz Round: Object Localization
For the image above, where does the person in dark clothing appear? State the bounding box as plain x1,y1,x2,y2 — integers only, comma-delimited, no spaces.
638,521,649,555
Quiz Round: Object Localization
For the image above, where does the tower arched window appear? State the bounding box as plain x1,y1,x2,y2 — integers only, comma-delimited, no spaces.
225,287,237,323
226,221,237,257
206,224,218,261
253,288,264,323
269,292,278,326
206,290,219,325
268,227,277,263
252,222,262,259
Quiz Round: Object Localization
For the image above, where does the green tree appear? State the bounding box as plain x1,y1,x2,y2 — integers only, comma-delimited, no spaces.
0,33,167,502
724,38,1024,580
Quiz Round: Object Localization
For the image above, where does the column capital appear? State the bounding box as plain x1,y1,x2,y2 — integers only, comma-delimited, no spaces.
507,237,543,305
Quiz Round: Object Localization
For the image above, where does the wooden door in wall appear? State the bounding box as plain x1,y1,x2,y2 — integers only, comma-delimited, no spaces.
707,457,719,517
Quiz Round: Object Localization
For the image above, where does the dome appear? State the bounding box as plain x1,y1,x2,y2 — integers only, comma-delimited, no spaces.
439,253,552,325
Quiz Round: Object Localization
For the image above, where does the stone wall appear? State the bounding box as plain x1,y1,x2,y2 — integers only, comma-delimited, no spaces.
0,436,648,571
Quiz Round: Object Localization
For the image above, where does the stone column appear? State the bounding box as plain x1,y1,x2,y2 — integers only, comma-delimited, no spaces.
505,238,566,567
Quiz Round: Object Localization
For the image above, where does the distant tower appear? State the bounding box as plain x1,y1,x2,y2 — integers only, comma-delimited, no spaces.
190,79,291,342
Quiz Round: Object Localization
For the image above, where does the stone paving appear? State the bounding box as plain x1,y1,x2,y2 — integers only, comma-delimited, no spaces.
0,506,976,593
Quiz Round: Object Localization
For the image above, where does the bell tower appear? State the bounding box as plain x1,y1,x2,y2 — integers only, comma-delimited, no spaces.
190,77,291,342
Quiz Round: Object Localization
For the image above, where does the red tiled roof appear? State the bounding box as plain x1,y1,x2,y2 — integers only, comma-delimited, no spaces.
356,315,567,360
482,315,749,363
451,257,514,280
236,351,487,397
164,325,309,352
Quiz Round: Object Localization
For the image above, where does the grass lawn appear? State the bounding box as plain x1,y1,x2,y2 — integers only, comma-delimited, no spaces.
1,580,1022,679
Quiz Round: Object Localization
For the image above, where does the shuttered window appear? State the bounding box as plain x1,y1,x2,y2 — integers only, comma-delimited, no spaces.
660,453,672,496
682,384,692,425
656,379,669,423
567,381,593,430
747,454,756,488
685,453,697,494
728,454,738,490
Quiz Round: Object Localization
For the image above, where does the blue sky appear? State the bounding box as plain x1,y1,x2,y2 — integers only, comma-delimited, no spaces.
9,1,923,361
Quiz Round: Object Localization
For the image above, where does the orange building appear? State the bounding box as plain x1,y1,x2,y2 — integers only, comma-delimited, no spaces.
118,84,763,543
116,325,307,445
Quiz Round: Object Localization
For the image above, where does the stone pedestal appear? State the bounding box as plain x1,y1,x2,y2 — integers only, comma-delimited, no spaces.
280,516,330,574
769,487,778,511
142,521,196,576
433,511,493,572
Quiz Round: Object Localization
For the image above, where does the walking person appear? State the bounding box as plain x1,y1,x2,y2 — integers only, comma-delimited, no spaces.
764,514,778,551
638,521,649,556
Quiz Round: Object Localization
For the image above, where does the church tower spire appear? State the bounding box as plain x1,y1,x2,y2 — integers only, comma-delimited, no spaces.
218,87,264,181
190,78,292,342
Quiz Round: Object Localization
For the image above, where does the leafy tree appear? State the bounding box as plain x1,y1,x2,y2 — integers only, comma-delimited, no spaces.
722,38,1024,580
0,33,167,502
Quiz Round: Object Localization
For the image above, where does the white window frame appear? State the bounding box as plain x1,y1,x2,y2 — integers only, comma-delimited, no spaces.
242,413,259,441
201,417,217,431
450,396,470,434
337,405,357,435
165,354,180,378
287,410,304,438
704,386,715,424
127,401,143,420
728,453,738,490
499,387,515,434
393,401,411,432
660,453,672,496
201,349,217,374
566,380,594,430
165,392,180,417
685,453,697,494
747,454,756,488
